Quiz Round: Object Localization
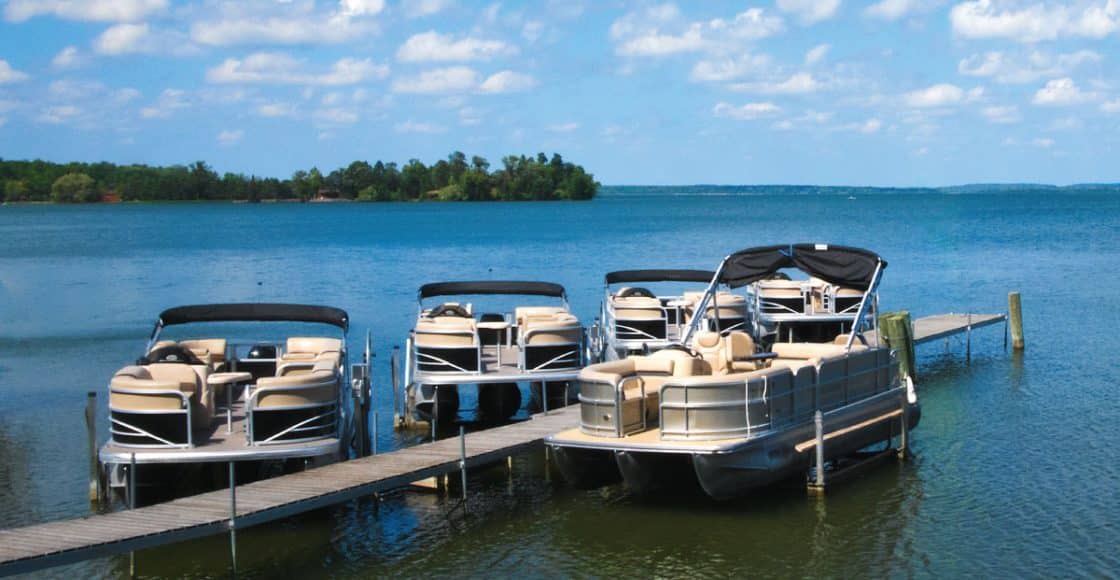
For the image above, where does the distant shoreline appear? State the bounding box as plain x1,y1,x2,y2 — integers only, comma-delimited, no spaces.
599,183,1120,196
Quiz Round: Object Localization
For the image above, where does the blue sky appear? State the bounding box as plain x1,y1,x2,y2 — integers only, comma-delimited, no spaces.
0,0,1118,186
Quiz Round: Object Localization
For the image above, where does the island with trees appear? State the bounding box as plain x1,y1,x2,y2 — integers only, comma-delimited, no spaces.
0,152,599,203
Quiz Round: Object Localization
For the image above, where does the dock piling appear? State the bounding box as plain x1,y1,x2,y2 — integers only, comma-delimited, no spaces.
966,313,972,363
372,410,379,455
1008,292,1025,350
898,389,910,461
85,392,98,504
813,410,825,489
391,346,402,429
458,426,467,502
228,461,237,577
878,312,917,382
128,452,136,510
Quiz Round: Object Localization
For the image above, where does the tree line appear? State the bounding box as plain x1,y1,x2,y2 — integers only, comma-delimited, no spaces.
0,152,598,203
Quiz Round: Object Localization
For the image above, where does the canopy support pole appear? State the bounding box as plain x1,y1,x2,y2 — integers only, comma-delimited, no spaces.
681,256,731,347
845,260,884,352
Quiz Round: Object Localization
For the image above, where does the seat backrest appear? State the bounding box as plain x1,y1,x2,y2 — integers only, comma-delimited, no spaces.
692,331,728,374
145,363,201,393
649,348,711,377
179,338,227,366
287,337,343,356
523,313,581,344
726,331,755,359
414,317,477,346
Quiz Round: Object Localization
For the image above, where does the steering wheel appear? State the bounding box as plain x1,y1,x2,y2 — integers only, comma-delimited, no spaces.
618,286,656,299
660,343,702,359
144,344,203,365
429,304,471,318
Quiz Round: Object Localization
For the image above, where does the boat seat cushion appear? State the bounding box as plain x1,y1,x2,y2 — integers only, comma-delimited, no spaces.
179,338,227,368
255,362,338,408
522,313,581,344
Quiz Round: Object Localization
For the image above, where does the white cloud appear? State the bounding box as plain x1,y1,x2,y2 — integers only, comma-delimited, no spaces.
982,105,1020,123
732,72,820,94
859,118,883,133
93,23,150,55
522,20,544,43
958,50,1101,83
191,2,381,46
208,53,389,86
864,0,931,21
1049,116,1082,130
397,31,516,62
905,83,964,107
217,129,244,146
140,88,188,119
548,122,580,132
4,0,166,22
478,70,536,93
403,0,452,18
1032,77,1097,105
394,120,447,133
777,0,841,24
391,66,478,94
950,0,1120,42
690,54,771,82
0,59,29,84
713,101,781,120
257,102,298,117
37,105,81,124
1031,137,1054,148
611,6,783,57
313,107,359,125
1102,99,1120,113
51,46,81,69
805,44,830,65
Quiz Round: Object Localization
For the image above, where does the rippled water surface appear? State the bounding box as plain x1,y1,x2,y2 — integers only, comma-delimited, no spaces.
1,193,1117,577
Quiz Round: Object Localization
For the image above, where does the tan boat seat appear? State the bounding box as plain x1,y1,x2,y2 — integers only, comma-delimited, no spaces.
283,337,343,361
110,363,213,428
179,338,228,369
414,316,478,347
692,331,729,374
255,360,338,408
522,313,581,345
514,306,567,328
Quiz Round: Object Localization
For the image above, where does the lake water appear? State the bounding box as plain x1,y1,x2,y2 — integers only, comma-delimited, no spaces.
1,192,1117,577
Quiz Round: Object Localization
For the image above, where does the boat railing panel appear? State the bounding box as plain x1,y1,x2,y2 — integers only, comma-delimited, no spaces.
520,316,583,372
577,358,675,437
412,322,481,374
108,365,197,448
248,362,339,445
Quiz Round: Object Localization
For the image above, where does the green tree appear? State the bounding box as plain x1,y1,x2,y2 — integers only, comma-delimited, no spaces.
51,173,98,203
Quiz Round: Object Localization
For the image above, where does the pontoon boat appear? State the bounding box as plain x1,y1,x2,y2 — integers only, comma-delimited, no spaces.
99,303,363,503
404,281,589,424
547,244,920,500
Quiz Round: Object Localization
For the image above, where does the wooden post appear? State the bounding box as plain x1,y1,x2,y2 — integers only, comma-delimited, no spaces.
1008,292,1025,350
228,461,237,577
458,425,467,502
391,346,402,429
878,312,917,382
85,392,98,504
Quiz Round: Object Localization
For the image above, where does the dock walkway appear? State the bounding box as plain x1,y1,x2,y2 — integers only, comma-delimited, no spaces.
0,406,579,576
866,312,1005,346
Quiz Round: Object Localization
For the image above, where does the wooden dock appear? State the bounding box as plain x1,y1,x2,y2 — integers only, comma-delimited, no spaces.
0,406,580,576
866,312,1005,346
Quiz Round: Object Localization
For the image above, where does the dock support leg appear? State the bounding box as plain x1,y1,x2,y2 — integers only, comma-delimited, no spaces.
1008,291,1025,351
458,426,467,503
86,392,98,505
372,410,379,456
391,347,402,429
898,392,910,461
129,452,136,578
814,411,825,489
229,461,238,577
966,313,972,363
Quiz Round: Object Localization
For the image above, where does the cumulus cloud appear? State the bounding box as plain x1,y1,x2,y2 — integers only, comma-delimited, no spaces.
864,0,939,21
690,54,771,82
402,0,453,18
982,105,1021,123
51,46,81,69
478,70,536,93
93,23,149,55
958,50,1101,83
191,1,382,46
4,0,166,22
611,5,783,57
140,88,189,119
37,105,82,124
391,66,478,94
1032,77,1098,105
217,129,244,146
858,118,883,133
1031,137,1054,148
256,102,298,117
713,101,781,120
207,53,389,86
394,120,447,133
732,72,820,94
805,44,830,65
776,0,841,24
905,83,965,107
950,0,1120,42
1102,99,1120,113
0,59,29,84
397,31,516,62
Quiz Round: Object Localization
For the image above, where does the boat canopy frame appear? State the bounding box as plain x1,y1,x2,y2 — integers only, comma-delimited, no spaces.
604,269,717,286
682,244,886,351
417,280,569,307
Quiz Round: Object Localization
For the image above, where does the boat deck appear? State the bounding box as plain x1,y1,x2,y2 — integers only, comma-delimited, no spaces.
865,312,1005,345
547,426,742,454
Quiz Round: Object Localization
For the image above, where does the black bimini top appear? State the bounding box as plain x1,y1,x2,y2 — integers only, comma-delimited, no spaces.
158,303,349,330
721,244,886,290
605,269,716,284
419,281,566,299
